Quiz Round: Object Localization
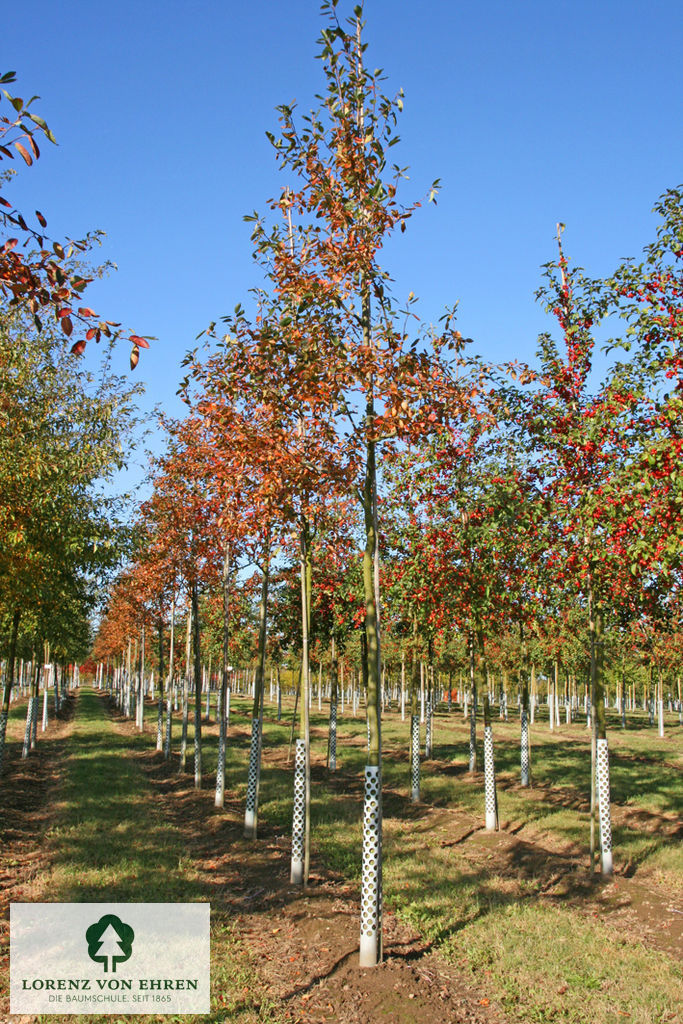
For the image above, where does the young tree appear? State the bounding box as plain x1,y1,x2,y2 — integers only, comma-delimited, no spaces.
195,2,479,965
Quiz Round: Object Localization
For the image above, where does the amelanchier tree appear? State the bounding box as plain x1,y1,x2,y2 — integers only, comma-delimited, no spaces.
194,1,480,966
192,309,356,863
140,416,222,788
519,213,682,874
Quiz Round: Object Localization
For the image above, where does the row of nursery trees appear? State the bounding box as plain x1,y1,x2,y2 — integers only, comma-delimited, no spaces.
90,5,682,968
0,6,680,968
0,308,142,772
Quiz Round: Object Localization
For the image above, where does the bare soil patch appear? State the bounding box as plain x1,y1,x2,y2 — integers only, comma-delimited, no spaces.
0,694,76,1017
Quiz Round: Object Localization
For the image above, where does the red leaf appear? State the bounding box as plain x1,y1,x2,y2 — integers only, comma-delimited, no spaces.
61,315,73,337
14,141,32,165
78,306,98,317
71,339,86,355
36,210,47,227
86,328,96,340
130,345,140,370
129,335,150,349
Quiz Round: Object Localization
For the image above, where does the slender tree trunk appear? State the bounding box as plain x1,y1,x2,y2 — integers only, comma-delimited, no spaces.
165,597,175,760
410,641,420,803
277,664,282,721
41,641,50,733
244,538,270,838
23,657,39,758
0,606,20,774
191,582,203,788
288,664,302,762
425,639,434,759
156,619,165,752
216,544,231,808
359,385,383,968
138,623,146,732
291,524,311,881
483,692,498,831
589,586,613,876
468,631,477,773
179,610,191,773
519,623,530,787
328,639,338,771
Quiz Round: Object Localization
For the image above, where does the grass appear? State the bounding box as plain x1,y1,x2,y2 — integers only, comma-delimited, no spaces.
5,684,681,1024
446,902,680,1024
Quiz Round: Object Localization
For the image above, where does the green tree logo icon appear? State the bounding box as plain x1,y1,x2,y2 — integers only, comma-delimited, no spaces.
86,914,135,973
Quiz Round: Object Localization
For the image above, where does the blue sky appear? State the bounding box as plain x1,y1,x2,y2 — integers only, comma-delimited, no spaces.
4,0,682,489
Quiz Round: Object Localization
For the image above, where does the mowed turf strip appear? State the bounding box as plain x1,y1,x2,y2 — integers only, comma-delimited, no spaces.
44,686,204,903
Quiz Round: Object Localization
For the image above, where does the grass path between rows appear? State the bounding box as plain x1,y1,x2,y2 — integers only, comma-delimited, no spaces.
42,686,205,905
2,688,279,1024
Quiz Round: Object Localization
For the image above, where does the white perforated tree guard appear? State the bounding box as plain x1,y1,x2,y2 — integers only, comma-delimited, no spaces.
164,698,172,760
215,711,226,807
484,724,497,830
31,691,38,747
520,708,529,786
41,670,49,732
0,711,7,774
410,714,420,802
41,689,48,731
290,738,306,884
193,707,202,787
244,717,261,837
596,737,613,876
156,699,163,751
329,699,337,771
359,765,382,967
22,697,34,758
469,710,476,772
425,699,433,759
